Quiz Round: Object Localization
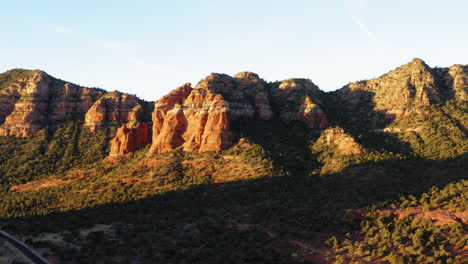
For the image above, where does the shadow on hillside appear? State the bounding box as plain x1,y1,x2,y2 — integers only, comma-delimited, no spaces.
323,89,417,153
2,154,467,263
231,119,320,175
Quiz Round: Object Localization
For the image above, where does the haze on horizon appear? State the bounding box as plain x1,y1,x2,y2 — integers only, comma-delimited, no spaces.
1,0,467,101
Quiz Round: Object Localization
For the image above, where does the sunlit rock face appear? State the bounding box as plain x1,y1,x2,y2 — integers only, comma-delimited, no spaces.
148,73,329,154
0,69,152,152
84,92,145,132
149,82,231,154
335,58,467,125
272,78,329,129
0,69,104,136
109,122,151,156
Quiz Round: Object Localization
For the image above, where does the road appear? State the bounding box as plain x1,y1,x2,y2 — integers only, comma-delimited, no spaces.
0,230,49,264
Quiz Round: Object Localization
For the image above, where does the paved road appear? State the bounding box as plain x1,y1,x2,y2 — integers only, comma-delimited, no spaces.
0,230,49,264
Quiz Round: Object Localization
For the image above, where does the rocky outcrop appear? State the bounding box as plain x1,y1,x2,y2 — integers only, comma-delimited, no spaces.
0,69,104,136
272,78,329,129
333,58,468,129
152,83,193,137
0,69,152,137
84,92,145,132
322,128,364,155
194,72,274,120
149,83,231,153
109,123,151,156
311,127,365,174
338,59,441,111
148,73,330,154
435,64,468,103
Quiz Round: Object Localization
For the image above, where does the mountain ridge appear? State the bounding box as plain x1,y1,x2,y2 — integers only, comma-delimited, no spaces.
0,59,467,264
1,58,466,158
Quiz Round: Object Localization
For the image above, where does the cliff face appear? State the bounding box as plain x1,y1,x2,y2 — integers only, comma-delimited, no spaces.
109,123,151,156
0,69,151,139
149,83,231,153
332,58,468,129
1,58,465,157
0,70,104,136
84,92,146,132
194,72,274,120
148,72,329,154
272,78,329,129
435,64,468,103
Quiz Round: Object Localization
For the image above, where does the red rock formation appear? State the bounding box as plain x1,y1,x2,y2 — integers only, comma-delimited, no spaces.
0,69,152,137
272,78,329,129
152,83,193,136
149,85,231,153
109,123,151,156
0,69,104,136
84,92,144,132
295,96,329,129
147,73,330,154
233,72,273,120
195,72,273,120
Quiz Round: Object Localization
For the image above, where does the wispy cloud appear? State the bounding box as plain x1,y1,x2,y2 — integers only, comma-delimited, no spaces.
343,0,377,43
350,14,375,41
50,24,171,73
52,25,74,36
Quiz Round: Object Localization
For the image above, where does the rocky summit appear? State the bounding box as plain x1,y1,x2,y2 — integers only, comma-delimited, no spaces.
332,58,468,129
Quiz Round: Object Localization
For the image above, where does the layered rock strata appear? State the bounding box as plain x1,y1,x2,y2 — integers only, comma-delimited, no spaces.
0,70,104,136
0,69,150,138
109,123,151,156
148,73,329,154
84,92,145,132
149,83,231,153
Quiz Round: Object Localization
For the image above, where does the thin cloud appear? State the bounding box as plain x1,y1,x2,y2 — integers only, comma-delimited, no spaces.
343,0,377,43
350,14,375,41
52,25,74,36
49,24,169,73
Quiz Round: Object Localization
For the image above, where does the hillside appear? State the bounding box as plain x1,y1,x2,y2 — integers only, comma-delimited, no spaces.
0,59,466,263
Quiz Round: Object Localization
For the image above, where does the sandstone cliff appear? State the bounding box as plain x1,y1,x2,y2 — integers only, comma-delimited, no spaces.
149,82,231,153
109,123,151,156
84,91,147,132
148,72,329,154
0,69,104,136
271,78,329,129
0,69,152,139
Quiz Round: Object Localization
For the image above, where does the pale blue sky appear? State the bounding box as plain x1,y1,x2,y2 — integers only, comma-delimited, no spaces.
1,0,467,100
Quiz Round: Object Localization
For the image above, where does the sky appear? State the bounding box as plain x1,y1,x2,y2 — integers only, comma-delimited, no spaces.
1,0,467,101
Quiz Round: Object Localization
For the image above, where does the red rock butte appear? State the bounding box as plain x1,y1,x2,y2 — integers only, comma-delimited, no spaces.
147,72,329,154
